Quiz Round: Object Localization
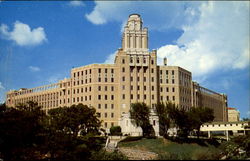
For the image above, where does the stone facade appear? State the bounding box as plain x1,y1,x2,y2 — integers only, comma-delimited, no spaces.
6,14,228,132
228,107,240,122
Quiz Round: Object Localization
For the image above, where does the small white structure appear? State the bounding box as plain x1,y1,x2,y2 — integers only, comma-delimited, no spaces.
200,121,250,140
118,112,160,136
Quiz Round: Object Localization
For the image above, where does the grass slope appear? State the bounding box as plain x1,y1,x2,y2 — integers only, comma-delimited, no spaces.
119,138,221,160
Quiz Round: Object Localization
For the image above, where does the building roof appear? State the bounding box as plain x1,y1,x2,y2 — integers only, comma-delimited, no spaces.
228,107,236,110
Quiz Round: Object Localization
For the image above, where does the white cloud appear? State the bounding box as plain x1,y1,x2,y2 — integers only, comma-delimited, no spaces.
85,1,201,30
69,1,85,7
0,21,47,46
157,2,250,78
104,51,117,64
0,82,4,90
29,66,40,72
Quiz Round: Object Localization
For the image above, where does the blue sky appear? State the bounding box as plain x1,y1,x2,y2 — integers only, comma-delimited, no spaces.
0,1,249,119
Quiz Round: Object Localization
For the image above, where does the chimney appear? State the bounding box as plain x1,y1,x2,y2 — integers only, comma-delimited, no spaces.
164,57,167,66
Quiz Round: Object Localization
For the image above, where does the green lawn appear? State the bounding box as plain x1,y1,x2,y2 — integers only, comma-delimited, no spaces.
119,138,221,160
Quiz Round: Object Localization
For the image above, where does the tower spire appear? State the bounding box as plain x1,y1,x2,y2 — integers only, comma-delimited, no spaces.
122,14,148,53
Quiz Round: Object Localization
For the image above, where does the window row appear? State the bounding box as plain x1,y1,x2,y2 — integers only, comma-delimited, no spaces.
122,58,154,65
98,95,115,100
160,70,175,75
98,86,115,91
96,112,115,118
128,94,155,100
73,69,92,77
98,104,114,110
160,95,176,101
160,87,175,93
160,79,175,84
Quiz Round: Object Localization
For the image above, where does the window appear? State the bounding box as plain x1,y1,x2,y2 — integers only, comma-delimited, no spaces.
131,77,133,81
144,86,146,90
96,112,100,117
111,86,114,91
98,68,101,73
122,59,125,64
98,78,101,82
161,96,163,100
172,87,175,92
131,94,133,99
98,104,101,109
167,96,169,101
144,77,146,82
98,86,101,91
160,70,162,75
105,95,107,100
131,85,133,90
152,77,154,82
122,85,125,90
122,94,125,99
166,79,169,84
173,96,175,101
160,87,163,92
172,79,175,84
111,104,114,109
137,77,140,81
144,95,147,99
144,68,147,73
105,122,107,128
151,68,154,73
111,95,114,100
105,78,107,82
122,67,125,72
130,57,133,63
111,113,114,118
89,86,91,91
89,95,91,100
105,86,107,91
111,78,114,82
122,76,125,81
105,68,107,73
137,86,140,90
105,113,107,118
151,59,154,65
143,57,146,63
85,70,87,75
90,69,91,74
172,70,174,75
152,86,154,91
137,57,140,63
105,104,107,109
152,95,154,100
160,79,162,83
137,94,140,99
98,95,101,100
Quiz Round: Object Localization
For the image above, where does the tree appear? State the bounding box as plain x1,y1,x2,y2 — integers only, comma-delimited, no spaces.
188,107,214,138
129,102,155,137
155,102,172,137
43,103,102,160
110,126,122,136
0,101,45,161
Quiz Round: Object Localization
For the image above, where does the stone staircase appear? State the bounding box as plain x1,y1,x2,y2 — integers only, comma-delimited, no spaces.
105,136,126,151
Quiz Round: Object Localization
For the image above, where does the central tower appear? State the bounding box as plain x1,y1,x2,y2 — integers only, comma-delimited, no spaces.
122,14,149,54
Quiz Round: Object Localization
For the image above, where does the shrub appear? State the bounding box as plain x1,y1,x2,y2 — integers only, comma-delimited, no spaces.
192,148,221,160
119,136,143,143
158,152,191,160
90,150,128,160
110,126,122,136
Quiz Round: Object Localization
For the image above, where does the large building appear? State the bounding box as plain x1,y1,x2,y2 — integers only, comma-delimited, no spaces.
6,14,228,130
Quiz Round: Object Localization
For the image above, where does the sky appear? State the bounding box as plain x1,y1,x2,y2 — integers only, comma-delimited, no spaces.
0,1,249,119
